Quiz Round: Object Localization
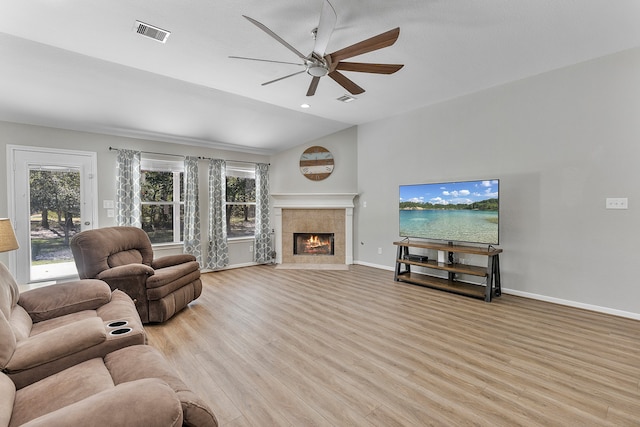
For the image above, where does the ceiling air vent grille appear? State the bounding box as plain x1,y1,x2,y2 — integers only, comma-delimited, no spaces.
134,21,170,43
337,94,357,103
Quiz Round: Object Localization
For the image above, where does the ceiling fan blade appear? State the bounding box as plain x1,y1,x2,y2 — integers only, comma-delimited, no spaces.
312,0,337,57
335,62,404,74
243,15,307,61
229,56,305,67
328,70,365,95
306,77,321,97
328,27,400,64
261,70,306,86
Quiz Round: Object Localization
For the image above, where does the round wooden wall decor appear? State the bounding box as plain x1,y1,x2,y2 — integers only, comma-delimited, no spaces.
299,146,334,181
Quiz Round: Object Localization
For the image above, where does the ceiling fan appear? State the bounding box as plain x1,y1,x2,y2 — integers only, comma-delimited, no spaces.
230,0,404,97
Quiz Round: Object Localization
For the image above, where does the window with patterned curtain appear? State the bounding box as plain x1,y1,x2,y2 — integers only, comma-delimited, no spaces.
254,163,271,264
183,156,201,264
207,159,228,270
115,149,141,227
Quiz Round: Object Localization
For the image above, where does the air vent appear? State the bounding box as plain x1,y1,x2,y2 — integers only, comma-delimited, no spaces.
133,21,170,43
337,94,357,103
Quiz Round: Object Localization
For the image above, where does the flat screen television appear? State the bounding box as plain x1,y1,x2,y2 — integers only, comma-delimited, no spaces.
399,179,499,245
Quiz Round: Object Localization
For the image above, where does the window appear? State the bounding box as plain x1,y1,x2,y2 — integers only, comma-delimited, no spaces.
226,165,256,238
140,158,184,244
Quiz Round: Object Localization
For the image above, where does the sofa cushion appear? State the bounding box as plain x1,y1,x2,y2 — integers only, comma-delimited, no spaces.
28,310,95,337
6,317,106,372
18,280,111,323
0,373,15,427
108,249,143,267
16,378,183,427
0,263,20,319
105,346,218,427
8,305,32,341
0,309,17,370
10,358,113,426
146,262,200,289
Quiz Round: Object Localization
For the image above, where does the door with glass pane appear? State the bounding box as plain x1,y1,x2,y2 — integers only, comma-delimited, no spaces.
8,146,97,283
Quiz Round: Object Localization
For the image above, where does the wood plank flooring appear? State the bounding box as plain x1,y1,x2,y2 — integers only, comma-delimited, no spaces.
145,264,640,426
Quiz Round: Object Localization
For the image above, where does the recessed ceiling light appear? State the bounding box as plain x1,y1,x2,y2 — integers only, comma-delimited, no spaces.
337,94,357,103
300,103,310,109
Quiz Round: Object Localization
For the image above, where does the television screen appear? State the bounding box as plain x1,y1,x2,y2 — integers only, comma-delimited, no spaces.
399,179,499,245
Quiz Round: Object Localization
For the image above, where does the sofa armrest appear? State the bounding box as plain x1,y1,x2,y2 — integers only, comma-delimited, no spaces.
97,264,154,281
152,254,197,270
5,317,105,372
0,373,15,427
21,378,183,427
19,280,111,322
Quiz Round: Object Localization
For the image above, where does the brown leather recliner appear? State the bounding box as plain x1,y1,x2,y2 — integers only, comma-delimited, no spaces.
0,262,145,389
70,226,202,323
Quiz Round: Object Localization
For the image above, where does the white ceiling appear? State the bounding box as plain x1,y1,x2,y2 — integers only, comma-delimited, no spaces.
1,1,640,154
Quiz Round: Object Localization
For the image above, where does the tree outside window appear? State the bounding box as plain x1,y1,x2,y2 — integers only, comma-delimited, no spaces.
226,166,256,238
140,160,184,244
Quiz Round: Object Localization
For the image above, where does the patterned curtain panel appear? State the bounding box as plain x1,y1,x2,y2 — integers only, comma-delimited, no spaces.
206,159,229,270
183,156,201,264
115,149,141,227
254,163,271,264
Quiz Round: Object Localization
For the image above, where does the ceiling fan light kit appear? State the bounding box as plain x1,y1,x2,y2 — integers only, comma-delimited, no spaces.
231,0,403,97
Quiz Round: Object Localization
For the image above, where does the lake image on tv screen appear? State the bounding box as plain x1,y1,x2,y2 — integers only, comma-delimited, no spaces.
399,180,499,244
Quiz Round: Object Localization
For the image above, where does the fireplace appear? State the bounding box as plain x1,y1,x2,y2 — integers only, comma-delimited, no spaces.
294,233,335,256
271,193,357,265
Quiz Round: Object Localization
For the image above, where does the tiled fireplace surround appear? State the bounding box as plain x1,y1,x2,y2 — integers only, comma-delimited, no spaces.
271,193,357,265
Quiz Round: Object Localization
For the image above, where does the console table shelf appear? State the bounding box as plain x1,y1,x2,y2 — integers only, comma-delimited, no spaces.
393,241,502,302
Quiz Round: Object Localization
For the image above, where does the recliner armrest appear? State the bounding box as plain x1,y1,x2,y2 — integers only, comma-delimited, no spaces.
5,317,106,372
152,254,197,270
19,280,112,322
20,378,183,427
97,264,154,281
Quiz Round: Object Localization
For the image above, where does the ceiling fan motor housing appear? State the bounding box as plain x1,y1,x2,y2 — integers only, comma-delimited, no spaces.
307,65,328,77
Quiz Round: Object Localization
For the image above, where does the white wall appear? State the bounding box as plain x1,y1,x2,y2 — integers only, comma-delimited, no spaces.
355,47,640,318
269,126,358,194
0,121,269,268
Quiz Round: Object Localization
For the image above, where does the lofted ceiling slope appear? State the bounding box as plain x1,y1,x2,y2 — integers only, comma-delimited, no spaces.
1,1,640,154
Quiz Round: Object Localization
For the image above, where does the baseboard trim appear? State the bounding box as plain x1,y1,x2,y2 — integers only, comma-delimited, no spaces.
354,261,640,320
502,288,640,320
355,260,394,271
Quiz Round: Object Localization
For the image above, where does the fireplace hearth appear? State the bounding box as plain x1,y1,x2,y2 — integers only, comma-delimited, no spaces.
294,233,335,256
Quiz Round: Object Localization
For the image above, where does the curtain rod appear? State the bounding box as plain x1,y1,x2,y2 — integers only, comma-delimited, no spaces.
198,156,270,166
109,146,185,159
108,147,269,165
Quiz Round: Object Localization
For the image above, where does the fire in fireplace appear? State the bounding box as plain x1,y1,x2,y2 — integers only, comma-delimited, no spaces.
293,233,335,256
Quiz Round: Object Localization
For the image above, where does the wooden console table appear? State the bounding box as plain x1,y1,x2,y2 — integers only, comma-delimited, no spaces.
393,240,502,302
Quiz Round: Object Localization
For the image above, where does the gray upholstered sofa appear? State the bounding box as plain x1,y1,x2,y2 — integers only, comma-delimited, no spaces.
70,226,202,323
1,345,218,426
0,262,145,389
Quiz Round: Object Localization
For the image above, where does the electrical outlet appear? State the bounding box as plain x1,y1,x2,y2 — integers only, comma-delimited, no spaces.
606,198,628,209
249,245,253,253
377,247,382,255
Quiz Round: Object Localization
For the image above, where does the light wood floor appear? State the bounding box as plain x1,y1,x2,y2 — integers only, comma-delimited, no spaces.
145,265,640,426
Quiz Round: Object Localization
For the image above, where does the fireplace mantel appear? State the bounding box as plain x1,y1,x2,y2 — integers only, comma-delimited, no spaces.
271,193,357,265
271,193,358,209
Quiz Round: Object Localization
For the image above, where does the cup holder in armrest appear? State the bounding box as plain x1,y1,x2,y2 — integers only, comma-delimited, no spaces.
109,327,133,336
107,320,129,328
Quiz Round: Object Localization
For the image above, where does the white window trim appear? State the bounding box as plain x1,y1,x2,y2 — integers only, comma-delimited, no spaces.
140,157,184,244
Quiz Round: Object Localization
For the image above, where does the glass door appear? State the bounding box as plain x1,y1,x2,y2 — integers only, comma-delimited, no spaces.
8,146,97,283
